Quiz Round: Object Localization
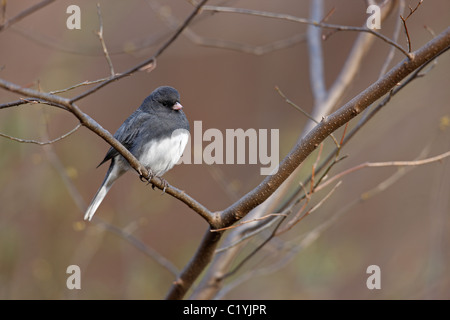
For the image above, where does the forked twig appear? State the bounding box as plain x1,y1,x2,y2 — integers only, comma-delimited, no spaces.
400,0,424,52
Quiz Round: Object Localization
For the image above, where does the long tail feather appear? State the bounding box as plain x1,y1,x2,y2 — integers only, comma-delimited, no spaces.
84,160,124,221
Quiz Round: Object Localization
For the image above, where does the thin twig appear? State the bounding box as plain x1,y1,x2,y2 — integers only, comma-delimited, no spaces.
190,32,307,55
315,150,450,192
321,7,336,23
0,98,68,110
214,215,283,254
400,0,424,52
276,85,340,148
339,122,349,147
308,0,327,104
96,3,115,77
218,217,287,281
49,77,113,95
310,143,324,193
202,5,412,59
146,0,307,56
0,123,81,145
70,0,209,103
0,0,55,32
206,165,240,202
277,181,342,235
378,0,406,79
303,1,396,135
94,219,180,276
210,213,287,232
275,86,318,123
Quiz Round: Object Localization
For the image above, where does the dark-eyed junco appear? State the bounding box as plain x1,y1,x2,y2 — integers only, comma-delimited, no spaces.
84,86,190,221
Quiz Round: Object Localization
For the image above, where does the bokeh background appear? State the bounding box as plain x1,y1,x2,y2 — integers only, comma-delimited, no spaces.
0,0,449,299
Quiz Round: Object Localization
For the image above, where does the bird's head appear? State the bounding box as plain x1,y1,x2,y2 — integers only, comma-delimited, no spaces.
151,86,183,111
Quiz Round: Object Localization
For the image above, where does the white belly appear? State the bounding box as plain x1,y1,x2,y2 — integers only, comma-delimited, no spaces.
139,129,189,176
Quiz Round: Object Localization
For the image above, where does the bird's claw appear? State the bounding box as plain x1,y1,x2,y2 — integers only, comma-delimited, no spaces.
159,177,168,194
141,171,168,194
139,169,155,184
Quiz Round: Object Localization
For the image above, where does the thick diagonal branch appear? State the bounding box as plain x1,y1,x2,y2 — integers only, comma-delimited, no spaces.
165,27,450,300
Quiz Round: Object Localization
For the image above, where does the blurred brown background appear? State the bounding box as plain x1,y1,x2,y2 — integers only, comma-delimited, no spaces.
0,0,449,299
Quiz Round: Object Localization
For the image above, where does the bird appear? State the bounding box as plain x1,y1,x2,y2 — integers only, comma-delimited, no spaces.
84,86,190,221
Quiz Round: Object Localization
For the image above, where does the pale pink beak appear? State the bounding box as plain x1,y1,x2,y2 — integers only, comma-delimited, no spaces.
172,102,183,110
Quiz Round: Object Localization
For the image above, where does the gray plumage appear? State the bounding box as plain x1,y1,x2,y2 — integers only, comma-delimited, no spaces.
84,86,190,221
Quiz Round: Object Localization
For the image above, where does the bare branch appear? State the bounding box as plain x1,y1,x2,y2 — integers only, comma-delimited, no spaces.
210,214,287,233
0,123,81,145
217,218,286,283
197,7,400,292
94,219,180,276
315,151,450,192
378,0,406,79
0,0,55,33
49,77,113,95
166,229,224,300
304,0,396,134
400,0,424,52
0,78,216,226
189,32,307,55
0,98,68,111
168,27,450,300
277,181,342,235
148,0,307,55
214,215,282,254
96,3,115,77
43,138,180,276
1,0,448,301
276,86,342,152
70,0,210,103
285,44,449,218
307,0,327,104
215,144,436,298
275,86,318,123
202,5,412,59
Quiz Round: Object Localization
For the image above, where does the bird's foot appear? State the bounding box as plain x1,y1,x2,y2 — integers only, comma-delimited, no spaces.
139,169,155,184
141,170,168,194
158,176,168,194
